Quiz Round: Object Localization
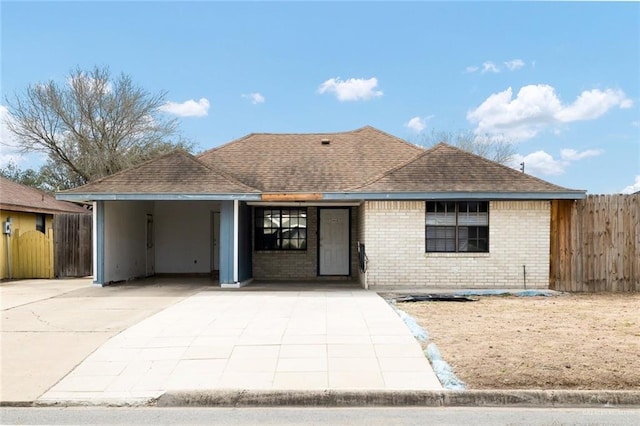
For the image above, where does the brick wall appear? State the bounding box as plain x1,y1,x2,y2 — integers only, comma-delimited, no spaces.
363,200,551,289
252,206,359,281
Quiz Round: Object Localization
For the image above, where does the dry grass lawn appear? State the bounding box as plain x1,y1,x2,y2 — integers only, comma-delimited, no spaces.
396,293,640,390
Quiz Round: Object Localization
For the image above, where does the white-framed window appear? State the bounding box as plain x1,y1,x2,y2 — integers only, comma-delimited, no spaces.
426,201,489,252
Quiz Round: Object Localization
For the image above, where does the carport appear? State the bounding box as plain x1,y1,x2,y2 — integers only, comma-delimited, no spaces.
56,150,262,288
90,198,256,287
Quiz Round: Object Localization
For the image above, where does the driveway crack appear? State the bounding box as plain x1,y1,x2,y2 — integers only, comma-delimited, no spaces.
28,309,71,332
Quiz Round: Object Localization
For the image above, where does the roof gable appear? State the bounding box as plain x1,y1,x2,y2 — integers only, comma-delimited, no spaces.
0,177,88,214
350,143,584,194
197,126,424,192
61,150,259,195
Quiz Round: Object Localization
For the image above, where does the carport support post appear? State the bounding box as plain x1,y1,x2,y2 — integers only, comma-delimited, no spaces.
219,200,241,287
93,201,105,286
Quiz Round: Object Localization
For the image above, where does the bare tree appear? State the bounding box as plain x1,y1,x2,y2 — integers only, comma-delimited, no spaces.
4,66,191,189
415,129,516,165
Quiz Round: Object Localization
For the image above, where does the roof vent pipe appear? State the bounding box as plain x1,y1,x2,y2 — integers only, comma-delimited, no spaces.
321,139,330,145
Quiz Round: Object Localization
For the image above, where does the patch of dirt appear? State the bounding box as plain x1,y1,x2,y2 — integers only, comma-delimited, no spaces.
397,293,640,390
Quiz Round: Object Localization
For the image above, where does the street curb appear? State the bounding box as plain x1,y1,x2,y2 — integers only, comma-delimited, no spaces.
0,401,33,407
156,389,640,408
4,390,640,408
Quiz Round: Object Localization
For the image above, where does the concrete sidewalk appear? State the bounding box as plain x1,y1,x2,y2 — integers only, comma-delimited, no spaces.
38,290,441,405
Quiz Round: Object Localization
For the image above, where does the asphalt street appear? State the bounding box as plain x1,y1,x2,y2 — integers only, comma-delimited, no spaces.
1,407,639,425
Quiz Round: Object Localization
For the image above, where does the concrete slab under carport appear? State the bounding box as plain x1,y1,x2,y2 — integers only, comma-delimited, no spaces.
0,278,210,404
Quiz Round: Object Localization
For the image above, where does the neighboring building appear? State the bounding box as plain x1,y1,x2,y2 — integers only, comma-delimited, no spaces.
57,126,586,289
1,177,89,279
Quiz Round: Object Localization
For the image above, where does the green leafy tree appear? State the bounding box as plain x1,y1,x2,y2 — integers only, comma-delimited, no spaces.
0,161,47,190
4,66,192,190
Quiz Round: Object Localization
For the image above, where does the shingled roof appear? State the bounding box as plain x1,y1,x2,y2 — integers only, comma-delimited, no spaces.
350,143,585,194
197,126,424,192
61,150,259,195
1,177,88,215
57,126,585,200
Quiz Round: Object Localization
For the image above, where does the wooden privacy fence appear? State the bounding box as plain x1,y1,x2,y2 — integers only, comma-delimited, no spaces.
54,213,92,277
9,228,55,279
550,194,639,292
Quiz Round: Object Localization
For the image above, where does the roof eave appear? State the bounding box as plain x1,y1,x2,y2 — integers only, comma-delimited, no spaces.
323,191,587,201
0,203,89,215
56,190,588,203
56,192,263,202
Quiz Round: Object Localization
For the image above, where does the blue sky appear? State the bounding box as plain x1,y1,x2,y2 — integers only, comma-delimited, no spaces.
1,1,638,194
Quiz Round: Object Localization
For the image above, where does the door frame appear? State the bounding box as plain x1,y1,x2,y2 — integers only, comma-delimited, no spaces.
211,211,220,277
317,207,351,276
145,213,155,276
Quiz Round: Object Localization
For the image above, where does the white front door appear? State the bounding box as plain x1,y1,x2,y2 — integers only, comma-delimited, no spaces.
319,208,350,275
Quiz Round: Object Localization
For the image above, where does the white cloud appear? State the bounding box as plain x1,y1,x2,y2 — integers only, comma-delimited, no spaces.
560,148,603,161
0,105,15,145
482,61,500,74
556,88,632,122
509,147,604,177
504,59,525,71
621,175,640,194
468,84,633,141
242,92,265,105
67,74,113,93
0,105,46,169
467,59,526,74
510,151,566,175
405,116,430,133
317,77,383,102
0,105,21,156
160,98,210,117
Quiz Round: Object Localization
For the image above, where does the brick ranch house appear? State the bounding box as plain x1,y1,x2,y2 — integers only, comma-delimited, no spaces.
57,126,586,289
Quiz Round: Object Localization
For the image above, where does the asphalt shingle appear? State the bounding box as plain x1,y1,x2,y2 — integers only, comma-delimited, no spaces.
350,143,584,194
62,150,259,194
197,126,424,192
0,177,88,214
59,127,583,196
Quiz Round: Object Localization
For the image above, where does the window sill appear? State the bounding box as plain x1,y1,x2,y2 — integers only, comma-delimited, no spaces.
424,252,490,258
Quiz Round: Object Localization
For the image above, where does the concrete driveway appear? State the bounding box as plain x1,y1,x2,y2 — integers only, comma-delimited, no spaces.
1,278,441,405
0,278,210,404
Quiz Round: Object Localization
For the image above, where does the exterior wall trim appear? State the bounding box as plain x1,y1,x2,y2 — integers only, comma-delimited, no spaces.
58,191,586,204
93,201,105,286
323,191,586,200
233,200,239,283
57,193,262,202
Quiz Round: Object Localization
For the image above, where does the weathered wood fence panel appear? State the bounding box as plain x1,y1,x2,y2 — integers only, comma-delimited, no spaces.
54,213,92,277
550,194,639,292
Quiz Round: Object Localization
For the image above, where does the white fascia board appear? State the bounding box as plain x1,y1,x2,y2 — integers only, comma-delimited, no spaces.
57,190,587,203
322,191,587,200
